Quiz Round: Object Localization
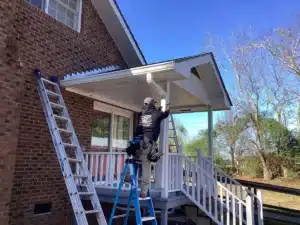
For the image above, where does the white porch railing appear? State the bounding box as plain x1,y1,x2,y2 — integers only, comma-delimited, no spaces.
180,150,263,225
82,152,157,190
81,149,263,225
168,153,182,192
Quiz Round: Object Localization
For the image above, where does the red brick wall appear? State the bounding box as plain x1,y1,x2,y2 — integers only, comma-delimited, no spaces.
6,0,128,224
0,0,23,224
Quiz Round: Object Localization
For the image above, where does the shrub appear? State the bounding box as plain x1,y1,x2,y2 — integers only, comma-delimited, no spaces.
241,156,263,178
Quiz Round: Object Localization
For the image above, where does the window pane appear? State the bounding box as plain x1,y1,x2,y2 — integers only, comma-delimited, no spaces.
26,0,44,9
61,0,68,5
57,3,66,23
112,115,130,152
69,0,77,10
91,111,111,152
49,0,57,9
48,7,57,18
67,10,75,20
66,18,74,28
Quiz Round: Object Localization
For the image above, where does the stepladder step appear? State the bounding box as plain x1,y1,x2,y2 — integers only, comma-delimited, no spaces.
112,214,127,219
142,216,156,222
139,197,151,200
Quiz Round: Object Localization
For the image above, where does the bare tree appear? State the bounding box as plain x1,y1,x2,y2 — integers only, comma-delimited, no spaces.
255,15,300,77
206,28,296,180
215,107,248,174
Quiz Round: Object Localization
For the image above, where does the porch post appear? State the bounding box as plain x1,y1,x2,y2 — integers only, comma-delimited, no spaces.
161,81,170,198
208,106,213,158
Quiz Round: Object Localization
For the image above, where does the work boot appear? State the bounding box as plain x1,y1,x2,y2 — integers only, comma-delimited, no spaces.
124,175,131,183
139,192,147,199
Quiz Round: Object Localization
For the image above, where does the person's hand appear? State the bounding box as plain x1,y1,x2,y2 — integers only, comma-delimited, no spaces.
166,104,171,111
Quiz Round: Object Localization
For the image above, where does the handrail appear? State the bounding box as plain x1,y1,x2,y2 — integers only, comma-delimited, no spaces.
236,179,300,196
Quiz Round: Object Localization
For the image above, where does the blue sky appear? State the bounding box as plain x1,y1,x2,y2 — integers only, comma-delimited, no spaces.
116,0,300,138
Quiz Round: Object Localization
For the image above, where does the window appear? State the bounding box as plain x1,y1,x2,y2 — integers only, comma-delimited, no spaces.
91,111,111,152
112,115,131,152
91,102,133,152
25,0,82,31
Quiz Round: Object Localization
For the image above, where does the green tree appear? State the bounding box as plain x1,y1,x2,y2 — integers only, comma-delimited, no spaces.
215,112,249,173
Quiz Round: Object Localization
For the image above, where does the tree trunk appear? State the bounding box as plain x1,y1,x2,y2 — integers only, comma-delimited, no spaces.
230,145,236,174
257,152,272,180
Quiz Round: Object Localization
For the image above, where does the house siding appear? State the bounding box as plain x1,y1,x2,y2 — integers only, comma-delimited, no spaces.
1,0,128,224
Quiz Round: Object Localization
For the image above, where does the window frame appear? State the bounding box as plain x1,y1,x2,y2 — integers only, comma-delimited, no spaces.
93,101,134,152
26,0,82,32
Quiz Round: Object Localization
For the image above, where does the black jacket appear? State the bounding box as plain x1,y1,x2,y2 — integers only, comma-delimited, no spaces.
135,105,170,142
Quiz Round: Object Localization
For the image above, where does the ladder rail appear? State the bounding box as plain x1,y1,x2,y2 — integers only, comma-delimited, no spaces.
53,83,107,225
108,159,158,225
36,73,107,225
169,114,180,153
37,78,88,225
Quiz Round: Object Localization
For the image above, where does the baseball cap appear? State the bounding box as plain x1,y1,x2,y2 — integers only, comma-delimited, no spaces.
144,97,157,105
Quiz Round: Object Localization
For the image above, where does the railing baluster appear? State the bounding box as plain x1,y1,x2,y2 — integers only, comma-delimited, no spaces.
239,201,243,225
192,163,195,199
100,154,104,185
116,154,121,183
232,195,236,225
95,153,99,183
105,154,109,186
220,186,224,224
226,191,230,225
90,153,94,178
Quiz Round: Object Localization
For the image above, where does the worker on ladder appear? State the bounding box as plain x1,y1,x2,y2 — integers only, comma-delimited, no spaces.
126,97,170,198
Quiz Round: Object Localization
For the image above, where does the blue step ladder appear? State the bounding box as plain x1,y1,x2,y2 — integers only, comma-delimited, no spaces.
108,157,158,225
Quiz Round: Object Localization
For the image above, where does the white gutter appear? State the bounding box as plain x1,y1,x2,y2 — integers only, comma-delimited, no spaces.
60,61,176,87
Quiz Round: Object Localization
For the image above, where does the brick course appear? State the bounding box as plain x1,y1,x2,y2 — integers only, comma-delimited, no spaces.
1,0,128,224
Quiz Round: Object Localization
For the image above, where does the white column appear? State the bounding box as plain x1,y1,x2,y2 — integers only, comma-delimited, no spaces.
208,106,213,158
161,81,170,198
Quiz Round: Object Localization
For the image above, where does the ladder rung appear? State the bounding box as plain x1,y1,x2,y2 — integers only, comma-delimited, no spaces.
63,143,77,148
139,197,151,200
46,90,60,98
73,174,88,179
50,102,64,109
41,78,57,86
58,128,73,135
85,209,101,215
54,115,69,122
112,214,126,219
142,217,156,222
68,158,82,163
79,192,94,196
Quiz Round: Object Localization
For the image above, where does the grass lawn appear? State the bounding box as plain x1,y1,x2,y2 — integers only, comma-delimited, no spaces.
235,176,300,211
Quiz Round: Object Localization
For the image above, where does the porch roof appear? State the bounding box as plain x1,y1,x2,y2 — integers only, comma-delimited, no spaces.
60,52,232,113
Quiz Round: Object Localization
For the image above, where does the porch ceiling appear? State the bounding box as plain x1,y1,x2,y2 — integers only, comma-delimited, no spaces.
60,53,232,113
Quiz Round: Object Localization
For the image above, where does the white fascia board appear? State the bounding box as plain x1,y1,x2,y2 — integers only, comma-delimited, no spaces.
108,0,146,65
60,61,176,87
174,55,211,77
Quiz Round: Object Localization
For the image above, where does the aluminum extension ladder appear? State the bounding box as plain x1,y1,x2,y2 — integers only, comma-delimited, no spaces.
169,114,180,153
34,69,107,225
108,158,157,225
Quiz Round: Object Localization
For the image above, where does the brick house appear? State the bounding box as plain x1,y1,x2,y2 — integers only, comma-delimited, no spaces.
1,0,263,225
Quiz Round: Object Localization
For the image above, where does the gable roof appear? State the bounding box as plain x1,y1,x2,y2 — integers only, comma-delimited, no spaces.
91,0,146,67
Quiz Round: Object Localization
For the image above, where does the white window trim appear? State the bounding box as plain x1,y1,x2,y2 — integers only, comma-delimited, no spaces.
93,101,134,152
28,0,82,32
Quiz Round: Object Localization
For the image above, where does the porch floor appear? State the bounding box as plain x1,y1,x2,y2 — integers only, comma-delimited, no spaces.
95,187,192,210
